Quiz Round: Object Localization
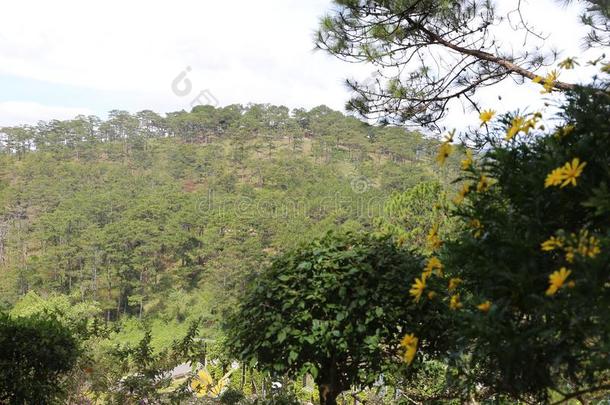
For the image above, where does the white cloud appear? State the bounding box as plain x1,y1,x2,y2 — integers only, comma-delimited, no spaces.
0,102,92,126
0,0,362,118
0,0,603,130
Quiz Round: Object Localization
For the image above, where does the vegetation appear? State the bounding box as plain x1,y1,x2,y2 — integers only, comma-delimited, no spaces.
398,86,610,403
1,1,609,404
227,232,423,405
0,103,457,403
0,313,79,404
0,103,452,321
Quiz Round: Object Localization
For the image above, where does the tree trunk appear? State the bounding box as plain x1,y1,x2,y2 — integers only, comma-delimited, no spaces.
317,362,343,405
318,382,341,405
240,363,246,390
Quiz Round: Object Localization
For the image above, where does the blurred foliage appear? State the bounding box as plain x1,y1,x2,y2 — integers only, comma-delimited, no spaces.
0,312,79,404
376,181,455,253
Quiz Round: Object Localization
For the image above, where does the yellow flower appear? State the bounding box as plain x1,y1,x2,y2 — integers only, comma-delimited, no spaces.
476,175,492,193
410,277,426,302
427,224,442,251
555,124,575,138
427,291,437,299
506,116,525,140
565,247,575,263
404,342,417,364
541,229,600,262
461,149,473,170
559,158,586,188
400,333,417,348
541,70,560,93
575,230,601,259
422,268,432,280
522,112,542,135
477,300,492,313
425,257,443,277
544,158,587,188
479,109,496,126
469,219,483,238
545,168,565,188
546,267,571,296
547,70,560,82
400,333,418,365
448,278,463,291
541,236,564,251
558,57,579,70
436,142,453,165
585,236,601,258
449,294,462,310
453,183,472,205
532,75,543,83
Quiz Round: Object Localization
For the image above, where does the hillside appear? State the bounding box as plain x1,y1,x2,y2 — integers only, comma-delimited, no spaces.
0,104,459,324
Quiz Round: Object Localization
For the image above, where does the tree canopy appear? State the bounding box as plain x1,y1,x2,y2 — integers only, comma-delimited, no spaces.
397,83,610,403
0,313,79,404
226,232,426,405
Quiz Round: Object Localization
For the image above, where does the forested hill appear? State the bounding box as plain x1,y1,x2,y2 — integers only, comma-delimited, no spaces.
0,104,459,321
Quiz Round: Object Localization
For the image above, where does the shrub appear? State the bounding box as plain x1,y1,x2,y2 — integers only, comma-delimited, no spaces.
408,86,610,403
220,387,246,405
0,312,79,404
226,231,430,405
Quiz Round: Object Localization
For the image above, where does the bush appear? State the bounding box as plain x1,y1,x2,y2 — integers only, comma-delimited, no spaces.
220,387,246,405
226,231,429,405
261,390,301,405
409,87,610,403
0,312,79,404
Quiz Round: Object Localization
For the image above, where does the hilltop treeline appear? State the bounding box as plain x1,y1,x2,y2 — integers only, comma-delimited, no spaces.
1,104,437,163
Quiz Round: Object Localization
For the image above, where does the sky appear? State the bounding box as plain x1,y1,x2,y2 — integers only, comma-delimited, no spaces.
0,0,602,130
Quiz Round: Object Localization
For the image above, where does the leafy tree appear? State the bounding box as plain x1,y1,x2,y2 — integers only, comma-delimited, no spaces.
400,86,610,403
226,232,424,405
135,110,167,141
0,313,79,404
315,0,610,400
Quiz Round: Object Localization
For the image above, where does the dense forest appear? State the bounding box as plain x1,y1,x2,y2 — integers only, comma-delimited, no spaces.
0,104,457,323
